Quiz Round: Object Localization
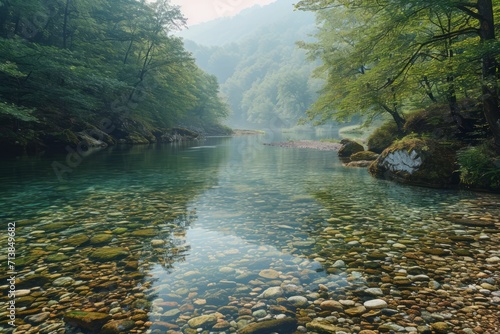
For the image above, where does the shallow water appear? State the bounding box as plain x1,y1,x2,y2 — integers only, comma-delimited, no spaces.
0,134,499,333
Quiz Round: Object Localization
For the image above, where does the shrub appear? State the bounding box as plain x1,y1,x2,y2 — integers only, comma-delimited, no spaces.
457,144,500,190
367,121,400,153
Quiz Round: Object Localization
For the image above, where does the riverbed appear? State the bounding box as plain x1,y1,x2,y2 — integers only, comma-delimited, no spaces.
0,134,499,334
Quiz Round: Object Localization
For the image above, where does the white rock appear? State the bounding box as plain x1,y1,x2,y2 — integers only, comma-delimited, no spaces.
53,277,74,287
364,288,384,296
15,289,31,297
332,260,346,268
287,295,309,307
363,299,388,309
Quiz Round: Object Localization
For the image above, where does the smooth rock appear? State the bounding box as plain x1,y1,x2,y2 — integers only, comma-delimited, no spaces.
259,269,280,279
345,306,366,316
287,296,308,307
320,300,344,312
306,318,350,334
363,299,387,309
89,247,129,262
64,311,111,332
364,288,384,296
90,234,113,245
239,318,297,334
15,289,31,297
24,312,50,324
100,319,136,334
53,277,75,287
259,286,284,299
187,315,217,329
431,322,450,333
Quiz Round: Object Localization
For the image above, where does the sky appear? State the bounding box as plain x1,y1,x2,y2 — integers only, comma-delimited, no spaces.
171,0,277,26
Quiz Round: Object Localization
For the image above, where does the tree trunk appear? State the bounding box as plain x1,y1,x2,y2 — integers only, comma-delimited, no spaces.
381,103,406,134
477,0,500,152
62,0,71,49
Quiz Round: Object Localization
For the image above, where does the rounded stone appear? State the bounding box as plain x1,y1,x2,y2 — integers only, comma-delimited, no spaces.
287,296,308,307
431,322,450,333
259,286,284,299
259,269,280,279
100,319,136,334
53,277,75,287
89,247,129,262
345,306,366,316
187,315,217,329
364,288,384,296
252,309,267,318
90,234,114,245
320,300,343,312
363,299,388,310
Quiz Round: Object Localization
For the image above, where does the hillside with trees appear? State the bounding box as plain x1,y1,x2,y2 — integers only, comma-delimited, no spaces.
179,0,322,129
0,0,230,155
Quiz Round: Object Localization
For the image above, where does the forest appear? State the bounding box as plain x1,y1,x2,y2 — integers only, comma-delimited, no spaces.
0,0,230,155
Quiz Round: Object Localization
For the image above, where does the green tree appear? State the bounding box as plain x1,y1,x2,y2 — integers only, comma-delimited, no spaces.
0,0,229,153
297,0,500,148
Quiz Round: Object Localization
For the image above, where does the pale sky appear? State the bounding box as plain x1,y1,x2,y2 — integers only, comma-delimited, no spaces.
171,0,277,26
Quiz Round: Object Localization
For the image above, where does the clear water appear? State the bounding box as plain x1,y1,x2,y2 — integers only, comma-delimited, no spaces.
0,134,499,333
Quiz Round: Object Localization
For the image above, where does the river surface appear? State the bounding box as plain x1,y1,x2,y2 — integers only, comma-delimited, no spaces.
0,134,499,334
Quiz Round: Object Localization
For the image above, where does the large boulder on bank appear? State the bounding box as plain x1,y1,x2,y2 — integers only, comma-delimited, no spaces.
338,139,364,157
369,137,458,188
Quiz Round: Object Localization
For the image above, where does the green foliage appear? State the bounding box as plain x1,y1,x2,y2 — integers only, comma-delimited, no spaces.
296,0,500,140
367,121,401,154
0,101,38,122
0,0,228,152
457,145,500,189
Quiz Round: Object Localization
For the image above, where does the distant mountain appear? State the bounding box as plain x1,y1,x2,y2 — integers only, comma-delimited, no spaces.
179,0,320,129
177,0,307,46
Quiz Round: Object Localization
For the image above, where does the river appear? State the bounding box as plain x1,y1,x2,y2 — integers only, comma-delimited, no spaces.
0,134,499,333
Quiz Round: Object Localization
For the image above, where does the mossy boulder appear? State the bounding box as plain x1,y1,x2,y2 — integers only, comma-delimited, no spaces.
89,247,129,262
64,311,111,332
338,139,364,158
369,137,459,188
